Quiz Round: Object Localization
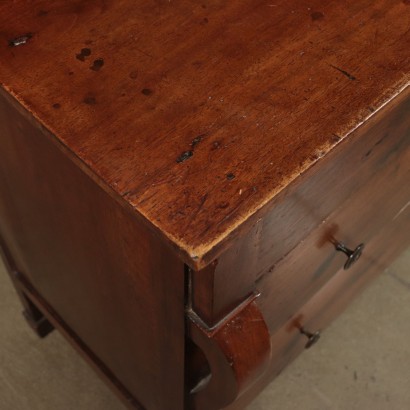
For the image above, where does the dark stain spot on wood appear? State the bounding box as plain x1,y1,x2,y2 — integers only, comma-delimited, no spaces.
68,71,74,76
142,88,153,96
226,173,235,181
192,60,203,68
367,106,375,113
403,0,410,5
311,11,324,21
129,70,138,79
375,133,388,146
175,135,205,164
329,64,357,81
52,103,61,109
201,17,209,24
76,48,91,61
192,134,205,148
83,96,97,105
176,151,194,163
218,202,229,209
211,141,221,150
364,133,388,158
90,58,104,71
331,133,342,142
37,10,48,17
8,33,33,47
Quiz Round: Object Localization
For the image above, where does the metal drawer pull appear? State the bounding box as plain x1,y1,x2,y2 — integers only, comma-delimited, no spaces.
300,327,321,349
335,242,365,270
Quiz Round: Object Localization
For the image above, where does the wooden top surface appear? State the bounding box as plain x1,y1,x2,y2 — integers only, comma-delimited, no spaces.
0,0,409,268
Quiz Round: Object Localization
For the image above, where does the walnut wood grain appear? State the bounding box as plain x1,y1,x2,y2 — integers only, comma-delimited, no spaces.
227,204,410,410
0,91,185,410
257,123,410,334
190,88,410,327
188,87,410,408
1,2,410,409
0,0,409,268
188,298,271,410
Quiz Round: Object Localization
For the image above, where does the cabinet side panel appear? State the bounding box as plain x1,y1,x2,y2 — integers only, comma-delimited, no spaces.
0,92,184,410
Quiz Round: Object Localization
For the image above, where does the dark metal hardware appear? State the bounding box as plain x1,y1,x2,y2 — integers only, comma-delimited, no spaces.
299,327,321,349
335,242,365,270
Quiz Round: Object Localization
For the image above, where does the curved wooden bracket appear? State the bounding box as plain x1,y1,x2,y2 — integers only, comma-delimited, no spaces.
188,298,271,409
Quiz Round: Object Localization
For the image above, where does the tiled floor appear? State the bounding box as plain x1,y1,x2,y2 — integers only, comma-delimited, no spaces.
0,249,409,410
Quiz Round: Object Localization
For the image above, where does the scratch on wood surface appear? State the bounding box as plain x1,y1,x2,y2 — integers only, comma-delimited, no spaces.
330,64,357,81
393,200,410,220
183,193,209,232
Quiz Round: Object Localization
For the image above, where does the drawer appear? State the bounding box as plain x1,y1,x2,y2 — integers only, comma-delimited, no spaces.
187,94,409,408
226,202,410,410
191,91,410,326
188,203,410,410
257,138,410,334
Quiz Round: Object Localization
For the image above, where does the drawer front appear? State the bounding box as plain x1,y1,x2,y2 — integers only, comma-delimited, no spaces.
188,91,410,409
227,204,410,410
188,200,410,410
257,137,410,334
191,89,410,326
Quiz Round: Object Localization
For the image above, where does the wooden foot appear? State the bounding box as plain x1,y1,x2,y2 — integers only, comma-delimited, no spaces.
0,237,54,338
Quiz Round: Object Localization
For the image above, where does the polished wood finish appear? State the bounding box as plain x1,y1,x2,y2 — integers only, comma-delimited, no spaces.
0,1,409,409
191,88,410,327
188,297,270,410
229,206,410,410
258,109,410,333
186,90,410,408
0,92,185,410
0,0,409,268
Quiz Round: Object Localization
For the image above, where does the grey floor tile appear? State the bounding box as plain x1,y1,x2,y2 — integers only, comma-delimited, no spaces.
0,263,125,410
386,248,410,288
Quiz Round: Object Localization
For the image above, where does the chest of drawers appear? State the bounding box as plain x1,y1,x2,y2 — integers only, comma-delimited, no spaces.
0,1,409,409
